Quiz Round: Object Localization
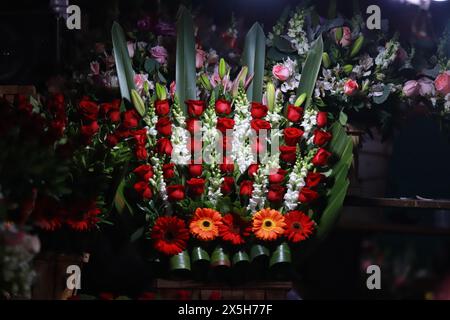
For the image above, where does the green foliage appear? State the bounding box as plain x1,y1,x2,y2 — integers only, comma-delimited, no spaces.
243,23,266,103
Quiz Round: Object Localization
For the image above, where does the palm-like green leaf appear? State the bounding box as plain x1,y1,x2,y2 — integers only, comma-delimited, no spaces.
242,22,266,103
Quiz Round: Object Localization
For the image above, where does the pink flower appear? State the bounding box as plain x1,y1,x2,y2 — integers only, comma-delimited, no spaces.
150,45,168,65
402,80,419,97
170,81,176,98
332,27,352,47
90,62,100,75
134,74,148,93
127,41,135,58
418,77,435,96
272,64,291,81
343,79,359,96
435,71,450,95
196,48,207,69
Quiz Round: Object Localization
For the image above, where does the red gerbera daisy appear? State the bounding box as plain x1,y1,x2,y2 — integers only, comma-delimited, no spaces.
284,211,315,243
219,213,251,245
151,216,189,255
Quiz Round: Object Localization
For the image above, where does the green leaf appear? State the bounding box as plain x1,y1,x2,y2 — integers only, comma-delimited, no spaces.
243,22,266,103
170,250,191,271
273,35,296,53
250,244,270,261
296,36,324,109
211,245,231,267
112,22,135,102
130,226,145,243
176,6,197,114
269,242,291,267
373,84,391,105
339,110,348,126
114,178,133,215
191,246,210,263
232,250,250,266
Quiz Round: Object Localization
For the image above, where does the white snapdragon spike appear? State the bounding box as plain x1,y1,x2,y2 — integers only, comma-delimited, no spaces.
375,40,400,70
287,9,310,56
232,87,254,173
445,94,450,113
143,100,158,138
171,126,191,165
150,156,168,202
207,164,224,207
300,107,318,141
247,163,269,214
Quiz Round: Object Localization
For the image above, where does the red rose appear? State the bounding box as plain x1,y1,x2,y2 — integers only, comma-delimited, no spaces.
251,139,267,154
316,112,328,128
167,185,185,202
305,172,325,188
156,117,172,136
79,99,99,121
267,184,286,203
312,148,331,166
106,134,119,147
313,129,332,146
187,178,206,196
221,176,234,194
155,99,170,116
50,119,66,138
80,121,99,137
163,163,176,179
268,168,287,184
133,129,148,146
298,187,319,203
284,127,304,146
215,99,232,115
216,117,235,134
250,102,268,119
100,102,113,116
186,100,205,117
135,146,148,160
123,109,140,128
133,164,154,181
248,164,259,178
280,145,297,163
220,158,234,173
239,180,253,197
188,164,202,177
286,105,303,123
186,118,200,135
190,138,202,155
109,110,121,123
250,119,271,132
156,138,173,156
134,181,152,199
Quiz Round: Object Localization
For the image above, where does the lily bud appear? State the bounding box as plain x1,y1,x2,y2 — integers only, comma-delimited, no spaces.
219,58,226,80
131,89,146,116
350,35,364,58
266,82,275,111
343,64,353,74
335,27,343,42
322,52,331,68
200,73,212,91
155,83,166,100
294,93,307,107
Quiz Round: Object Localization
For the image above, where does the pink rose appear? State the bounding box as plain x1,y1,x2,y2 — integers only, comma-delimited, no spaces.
127,41,135,58
435,71,450,95
90,62,100,75
344,79,359,96
150,45,168,65
196,48,207,69
418,77,435,96
402,80,419,97
272,64,291,81
332,27,352,47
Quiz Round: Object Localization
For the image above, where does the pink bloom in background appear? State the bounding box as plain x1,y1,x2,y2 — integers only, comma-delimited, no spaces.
196,48,207,69
402,80,419,97
150,45,168,65
170,81,176,98
134,74,148,93
332,26,352,47
272,64,291,81
417,77,435,96
435,71,450,95
127,41,135,58
90,62,100,76
344,79,359,95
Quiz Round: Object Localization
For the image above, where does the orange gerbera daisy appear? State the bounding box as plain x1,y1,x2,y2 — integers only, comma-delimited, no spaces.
252,208,286,241
284,210,315,243
189,208,222,241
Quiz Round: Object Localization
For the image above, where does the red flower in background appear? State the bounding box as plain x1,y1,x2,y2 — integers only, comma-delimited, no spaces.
163,163,176,179
268,168,287,184
312,148,331,166
221,176,234,194
186,118,200,134
155,99,170,116
156,117,172,136
216,117,235,133
133,164,154,181
280,145,297,163
122,109,140,128
135,146,148,160
313,129,332,146
134,181,153,200
298,187,319,203
220,157,234,174
187,178,206,196
239,180,253,197
80,121,99,142
316,112,328,128
286,105,303,123
79,99,99,121
267,184,286,203
188,164,202,177
251,119,271,132
215,99,231,115
66,201,101,231
167,185,185,202
284,211,315,243
284,127,304,146
247,164,259,178
186,100,205,117
151,216,189,255
305,172,325,188
219,213,251,245
156,138,173,156
250,102,268,119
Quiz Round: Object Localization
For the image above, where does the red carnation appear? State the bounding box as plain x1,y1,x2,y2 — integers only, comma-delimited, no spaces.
133,164,154,181
186,178,206,197
248,164,259,178
268,168,287,184
151,216,189,255
122,109,140,128
221,176,235,194
250,102,268,119
279,145,297,163
163,163,176,179
284,127,304,146
188,164,202,177
312,148,331,166
155,99,170,116
267,184,286,203
298,187,319,203
284,211,315,243
156,117,172,136
186,100,205,117
219,213,251,245
305,172,325,188
313,129,332,146
216,117,235,134
167,185,185,202
134,181,153,199
215,99,232,115
316,112,328,128
239,180,253,197
79,99,99,121
156,138,173,156
286,105,303,123
251,119,271,132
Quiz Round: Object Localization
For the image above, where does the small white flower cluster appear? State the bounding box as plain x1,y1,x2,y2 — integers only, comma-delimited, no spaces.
207,164,224,207
352,54,374,78
150,156,168,202
300,107,318,141
283,154,308,211
281,74,301,94
287,9,310,56
375,40,400,70
170,98,190,164
143,100,158,138
232,87,254,173
247,163,269,214
445,93,450,113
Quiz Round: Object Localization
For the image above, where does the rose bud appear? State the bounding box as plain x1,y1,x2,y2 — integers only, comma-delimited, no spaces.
215,99,232,115
435,71,450,95
135,146,148,161
305,172,325,188
332,26,352,47
80,121,99,137
133,129,148,146
186,100,206,118
272,64,291,81
133,181,152,200
316,112,328,128
250,102,268,119
298,187,319,203
167,185,185,202
267,184,286,203
133,164,154,181
155,99,170,116
268,168,287,184
250,119,271,132
188,164,203,177
106,134,119,147
187,178,206,197
313,129,332,146
156,138,173,156
122,109,140,128
287,105,303,123
156,117,172,136
79,99,99,121
239,180,254,197
248,164,259,178
312,148,332,166
343,79,359,96
402,80,419,97
279,145,297,163
221,176,235,194
284,127,304,146
216,117,235,134
163,163,176,179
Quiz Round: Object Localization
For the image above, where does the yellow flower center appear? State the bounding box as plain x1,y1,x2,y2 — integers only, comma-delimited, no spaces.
199,219,213,231
262,218,275,231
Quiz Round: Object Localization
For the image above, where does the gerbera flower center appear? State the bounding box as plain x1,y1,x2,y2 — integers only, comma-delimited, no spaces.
262,218,275,230
199,218,213,231
203,221,211,228
292,222,302,230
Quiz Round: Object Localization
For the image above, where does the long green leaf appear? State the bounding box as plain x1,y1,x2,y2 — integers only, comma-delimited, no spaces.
112,22,135,102
269,242,291,267
176,6,197,114
296,36,324,108
243,22,266,102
